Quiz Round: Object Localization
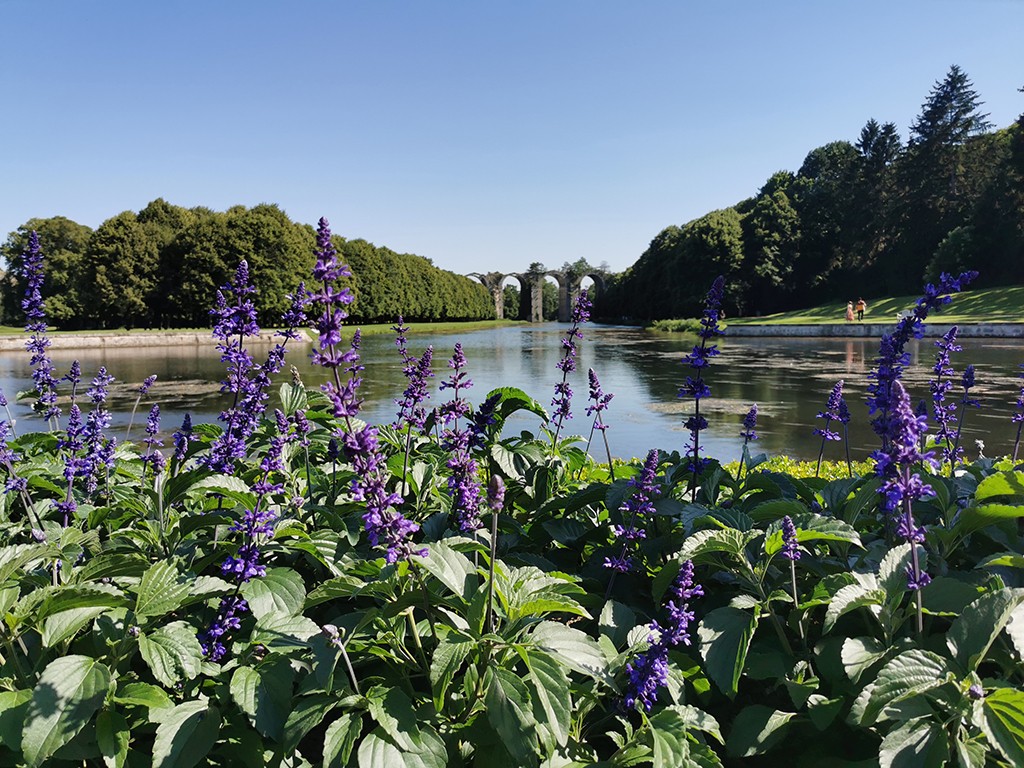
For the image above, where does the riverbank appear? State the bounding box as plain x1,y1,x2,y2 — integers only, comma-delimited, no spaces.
724,322,1024,338
0,319,526,351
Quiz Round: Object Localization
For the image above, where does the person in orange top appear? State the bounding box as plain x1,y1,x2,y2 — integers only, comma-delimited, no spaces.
855,298,867,321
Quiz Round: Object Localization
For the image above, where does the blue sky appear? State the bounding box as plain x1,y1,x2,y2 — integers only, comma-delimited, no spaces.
1,1,1021,275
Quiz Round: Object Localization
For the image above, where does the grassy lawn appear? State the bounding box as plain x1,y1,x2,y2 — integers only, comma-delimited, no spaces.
728,284,1024,325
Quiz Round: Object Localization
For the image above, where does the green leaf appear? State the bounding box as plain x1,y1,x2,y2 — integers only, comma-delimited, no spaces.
763,515,862,557
323,712,362,767
41,606,110,647
151,700,220,768
528,620,611,685
419,540,479,604
841,636,888,683
138,621,204,687
230,657,295,741
697,607,756,699
947,588,1024,672
955,504,1024,536
648,708,693,768
135,560,191,620
485,666,537,764
823,583,886,634
22,655,111,767
250,611,320,651
523,649,571,750
747,498,806,523
35,582,129,621
112,682,174,714
879,543,928,600
726,705,797,758
280,381,308,416
429,633,474,711
241,567,306,619
599,599,636,649
282,694,337,754
981,687,1024,766
0,689,31,750
184,474,256,509
857,649,953,726
96,709,130,768
489,386,549,424
976,551,1024,570
677,529,759,564
954,735,988,768
878,718,947,768
356,725,447,768
973,471,1024,504
366,686,421,752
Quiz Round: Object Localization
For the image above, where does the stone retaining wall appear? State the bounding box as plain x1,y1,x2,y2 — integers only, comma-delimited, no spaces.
0,330,313,351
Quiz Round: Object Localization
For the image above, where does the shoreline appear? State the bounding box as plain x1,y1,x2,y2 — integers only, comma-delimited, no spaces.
0,321,1022,351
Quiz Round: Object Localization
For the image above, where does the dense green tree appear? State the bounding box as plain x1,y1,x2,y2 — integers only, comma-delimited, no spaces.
742,189,800,314
889,66,995,289
79,212,160,329
0,216,92,327
791,142,860,302
159,210,232,327
222,204,315,323
502,283,520,319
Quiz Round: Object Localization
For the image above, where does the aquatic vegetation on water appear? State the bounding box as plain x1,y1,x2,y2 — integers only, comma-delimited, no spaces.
0,230,1021,767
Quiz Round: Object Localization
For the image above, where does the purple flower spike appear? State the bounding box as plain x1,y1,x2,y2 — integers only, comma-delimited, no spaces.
780,515,801,561
604,450,660,573
586,368,614,431
868,273,976,449
740,404,758,442
551,290,592,441
624,560,703,712
20,231,60,422
1012,364,1024,462
680,277,725,486
138,375,157,395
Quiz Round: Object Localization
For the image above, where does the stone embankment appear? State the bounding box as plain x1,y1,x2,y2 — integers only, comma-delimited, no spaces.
726,323,1024,338
0,330,313,351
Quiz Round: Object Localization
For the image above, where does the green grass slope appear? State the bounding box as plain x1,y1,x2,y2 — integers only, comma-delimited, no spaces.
730,285,1024,325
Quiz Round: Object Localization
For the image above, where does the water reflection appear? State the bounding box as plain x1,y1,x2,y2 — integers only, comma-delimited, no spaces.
1,325,1021,463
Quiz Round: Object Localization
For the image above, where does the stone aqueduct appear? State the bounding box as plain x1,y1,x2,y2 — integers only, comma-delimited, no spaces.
467,270,608,323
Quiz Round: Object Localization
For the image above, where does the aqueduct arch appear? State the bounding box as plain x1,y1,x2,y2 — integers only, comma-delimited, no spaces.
468,268,607,323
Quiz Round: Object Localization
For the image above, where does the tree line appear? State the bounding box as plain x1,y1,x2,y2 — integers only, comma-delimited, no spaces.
0,200,494,329
597,66,1024,320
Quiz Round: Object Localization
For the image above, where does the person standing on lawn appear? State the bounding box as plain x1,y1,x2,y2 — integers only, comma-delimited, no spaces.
855,297,867,321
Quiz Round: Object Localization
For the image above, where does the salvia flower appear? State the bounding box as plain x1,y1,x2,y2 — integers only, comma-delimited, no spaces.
948,363,981,466
740,404,758,442
198,595,248,662
551,290,591,441
586,368,614,432
172,413,193,465
624,560,703,712
872,380,934,614
394,344,434,432
930,326,962,461
679,276,725,485
780,515,801,561
140,404,165,476
867,272,976,450
604,449,660,573
20,231,60,422
814,380,844,477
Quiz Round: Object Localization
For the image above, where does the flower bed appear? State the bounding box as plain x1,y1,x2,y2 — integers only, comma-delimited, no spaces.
0,226,1022,767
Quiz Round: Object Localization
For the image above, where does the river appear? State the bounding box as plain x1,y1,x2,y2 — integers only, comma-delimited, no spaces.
1,324,1021,463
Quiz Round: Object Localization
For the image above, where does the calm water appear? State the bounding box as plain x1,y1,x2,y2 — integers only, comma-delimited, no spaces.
1,325,1022,463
